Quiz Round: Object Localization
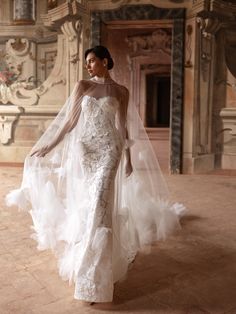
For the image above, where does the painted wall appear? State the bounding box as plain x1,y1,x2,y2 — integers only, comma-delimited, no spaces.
1,0,236,172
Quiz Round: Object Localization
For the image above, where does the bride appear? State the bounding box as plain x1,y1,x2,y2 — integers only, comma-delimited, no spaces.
6,45,185,303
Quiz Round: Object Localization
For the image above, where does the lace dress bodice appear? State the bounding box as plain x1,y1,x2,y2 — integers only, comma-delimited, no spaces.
78,95,122,145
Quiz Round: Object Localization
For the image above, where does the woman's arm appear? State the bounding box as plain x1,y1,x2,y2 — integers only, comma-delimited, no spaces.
119,87,133,177
31,81,85,157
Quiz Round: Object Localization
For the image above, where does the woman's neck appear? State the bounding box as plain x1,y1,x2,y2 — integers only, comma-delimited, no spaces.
91,75,114,84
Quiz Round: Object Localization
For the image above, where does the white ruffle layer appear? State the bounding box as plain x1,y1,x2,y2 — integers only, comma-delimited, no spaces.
6,173,185,287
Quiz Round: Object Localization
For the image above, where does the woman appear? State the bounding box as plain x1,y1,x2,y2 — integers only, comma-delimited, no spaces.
6,46,185,303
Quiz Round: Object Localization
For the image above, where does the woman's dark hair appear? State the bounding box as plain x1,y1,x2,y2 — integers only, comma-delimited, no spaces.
84,45,114,70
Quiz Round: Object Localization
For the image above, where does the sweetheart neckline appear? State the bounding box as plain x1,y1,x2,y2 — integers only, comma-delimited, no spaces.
82,95,119,105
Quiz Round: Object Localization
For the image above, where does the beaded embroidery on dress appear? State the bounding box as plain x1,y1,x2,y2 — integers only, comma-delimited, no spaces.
6,77,185,302
73,95,122,301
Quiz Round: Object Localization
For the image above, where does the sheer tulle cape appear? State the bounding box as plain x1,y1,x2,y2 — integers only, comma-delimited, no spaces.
6,77,185,285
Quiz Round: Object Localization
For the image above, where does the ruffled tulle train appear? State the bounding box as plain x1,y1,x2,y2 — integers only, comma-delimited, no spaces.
6,169,185,288
6,86,186,302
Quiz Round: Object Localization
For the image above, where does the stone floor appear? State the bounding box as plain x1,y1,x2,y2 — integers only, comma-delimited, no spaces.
0,167,236,314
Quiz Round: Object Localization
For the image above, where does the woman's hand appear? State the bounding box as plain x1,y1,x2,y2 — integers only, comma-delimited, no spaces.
30,145,52,157
125,159,133,177
125,147,133,177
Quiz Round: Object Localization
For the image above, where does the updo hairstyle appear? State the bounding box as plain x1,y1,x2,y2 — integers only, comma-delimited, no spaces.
84,45,114,70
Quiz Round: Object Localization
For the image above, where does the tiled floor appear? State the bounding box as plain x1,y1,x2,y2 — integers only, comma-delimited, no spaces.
1,167,236,314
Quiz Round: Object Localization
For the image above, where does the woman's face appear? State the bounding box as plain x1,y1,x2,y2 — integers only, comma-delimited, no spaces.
85,52,107,77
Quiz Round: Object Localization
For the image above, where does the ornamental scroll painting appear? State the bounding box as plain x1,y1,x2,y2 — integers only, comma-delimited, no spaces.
13,0,35,25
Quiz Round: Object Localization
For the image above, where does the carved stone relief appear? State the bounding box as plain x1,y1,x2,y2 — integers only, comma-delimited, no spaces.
185,24,193,67
61,20,82,94
126,29,171,57
0,38,38,106
61,20,82,65
0,105,23,145
37,47,57,84
194,16,215,155
0,0,84,150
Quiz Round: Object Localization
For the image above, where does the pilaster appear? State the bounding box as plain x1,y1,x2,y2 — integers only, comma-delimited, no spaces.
183,0,236,173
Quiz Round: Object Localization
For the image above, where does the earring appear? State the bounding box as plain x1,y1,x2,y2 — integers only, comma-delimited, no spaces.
103,63,107,67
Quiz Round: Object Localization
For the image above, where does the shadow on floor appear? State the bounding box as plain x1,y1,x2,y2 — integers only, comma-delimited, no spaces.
110,215,236,312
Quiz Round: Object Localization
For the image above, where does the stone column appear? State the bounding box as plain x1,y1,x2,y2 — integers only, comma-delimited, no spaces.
183,0,221,173
0,0,11,24
220,108,236,169
183,0,236,173
13,0,36,25
61,20,82,96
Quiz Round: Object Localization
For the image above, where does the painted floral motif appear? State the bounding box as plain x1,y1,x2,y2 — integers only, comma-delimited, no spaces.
0,53,20,86
0,48,38,108
0,48,36,88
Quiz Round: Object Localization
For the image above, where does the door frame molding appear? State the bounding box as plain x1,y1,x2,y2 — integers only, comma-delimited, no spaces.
91,4,185,174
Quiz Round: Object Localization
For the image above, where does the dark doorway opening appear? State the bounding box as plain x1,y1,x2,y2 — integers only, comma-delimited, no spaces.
146,73,170,128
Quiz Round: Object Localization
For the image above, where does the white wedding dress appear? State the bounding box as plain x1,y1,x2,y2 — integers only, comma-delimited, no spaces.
6,77,185,302
73,95,123,301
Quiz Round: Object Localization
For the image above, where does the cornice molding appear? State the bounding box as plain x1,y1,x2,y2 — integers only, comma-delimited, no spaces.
191,0,210,14
188,0,236,19
0,24,56,43
88,0,190,11
211,0,236,14
41,0,88,31
220,108,236,119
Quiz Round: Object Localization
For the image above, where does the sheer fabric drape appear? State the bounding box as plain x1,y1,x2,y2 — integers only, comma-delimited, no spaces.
6,77,185,302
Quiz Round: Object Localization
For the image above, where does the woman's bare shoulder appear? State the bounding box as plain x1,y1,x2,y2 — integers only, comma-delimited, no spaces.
77,79,92,89
114,82,129,98
73,79,94,95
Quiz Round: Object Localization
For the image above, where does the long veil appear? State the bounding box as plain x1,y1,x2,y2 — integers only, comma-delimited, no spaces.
6,78,185,285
